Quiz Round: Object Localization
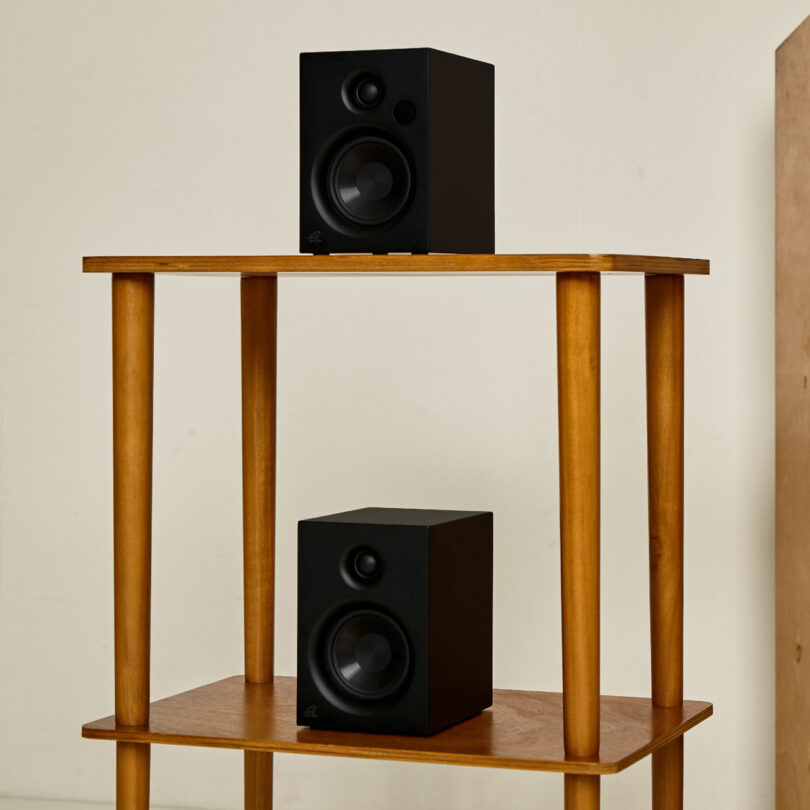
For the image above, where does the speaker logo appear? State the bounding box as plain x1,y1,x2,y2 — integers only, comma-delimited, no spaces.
306,230,323,247
303,704,318,719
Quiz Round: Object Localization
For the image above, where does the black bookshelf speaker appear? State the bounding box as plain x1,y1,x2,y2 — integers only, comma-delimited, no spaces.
300,48,494,255
297,507,493,735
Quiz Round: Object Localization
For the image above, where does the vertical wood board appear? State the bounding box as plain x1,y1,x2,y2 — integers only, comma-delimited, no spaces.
776,14,810,808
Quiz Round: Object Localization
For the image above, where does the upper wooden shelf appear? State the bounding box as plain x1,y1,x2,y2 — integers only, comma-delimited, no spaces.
82,675,712,775
82,254,709,277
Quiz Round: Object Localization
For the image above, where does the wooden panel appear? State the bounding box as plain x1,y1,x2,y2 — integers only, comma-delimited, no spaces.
83,676,713,776
776,14,810,809
83,254,710,276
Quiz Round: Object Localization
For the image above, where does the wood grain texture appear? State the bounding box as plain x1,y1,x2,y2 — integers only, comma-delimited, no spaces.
557,272,601,759
652,737,683,810
245,750,273,809
240,277,277,685
241,277,277,809
645,275,685,709
112,275,154,809
557,273,601,807
565,773,600,809
83,254,710,276
82,676,712,775
646,275,685,809
112,274,154,726
776,15,810,809
116,742,149,810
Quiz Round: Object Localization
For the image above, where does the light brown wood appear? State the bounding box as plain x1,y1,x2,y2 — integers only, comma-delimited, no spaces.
557,272,601,755
240,276,277,684
556,273,601,808
82,675,712,775
240,277,277,808
652,737,683,810
645,274,684,709
87,255,712,807
82,254,710,276
565,774,600,809
112,274,154,808
116,743,149,810
645,274,685,810
776,16,810,808
245,750,273,809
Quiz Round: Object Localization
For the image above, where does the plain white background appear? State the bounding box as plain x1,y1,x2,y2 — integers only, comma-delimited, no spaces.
0,0,802,807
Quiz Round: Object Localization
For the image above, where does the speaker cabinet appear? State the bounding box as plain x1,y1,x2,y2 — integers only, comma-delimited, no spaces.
297,507,493,735
300,48,494,255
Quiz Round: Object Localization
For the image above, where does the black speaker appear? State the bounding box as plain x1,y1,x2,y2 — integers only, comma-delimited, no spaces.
300,48,494,255
297,507,493,735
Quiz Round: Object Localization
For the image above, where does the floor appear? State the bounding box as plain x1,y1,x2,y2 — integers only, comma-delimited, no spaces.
0,800,184,810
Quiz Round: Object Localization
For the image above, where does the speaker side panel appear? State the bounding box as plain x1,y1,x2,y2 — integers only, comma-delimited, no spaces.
427,511,494,733
427,50,495,253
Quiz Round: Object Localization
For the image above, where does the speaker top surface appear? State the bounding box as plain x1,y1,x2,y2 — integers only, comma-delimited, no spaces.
301,506,489,528
299,47,493,71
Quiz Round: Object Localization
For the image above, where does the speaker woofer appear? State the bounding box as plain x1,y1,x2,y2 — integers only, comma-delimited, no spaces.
324,609,410,700
327,136,412,227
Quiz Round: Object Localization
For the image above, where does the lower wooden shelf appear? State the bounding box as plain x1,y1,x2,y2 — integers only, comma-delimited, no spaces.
82,676,711,775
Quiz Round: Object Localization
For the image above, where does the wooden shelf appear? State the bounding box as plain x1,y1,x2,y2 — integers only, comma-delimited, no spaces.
82,253,709,277
88,255,712,808
82,676,712,776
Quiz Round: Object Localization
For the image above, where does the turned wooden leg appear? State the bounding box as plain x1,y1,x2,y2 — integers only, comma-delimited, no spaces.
565,774,601,810
645,274,685,809
241,276,278,809
557,272,601,809
112,274,154,808
245,750,274,809
651,737,684,810
116,743,150,810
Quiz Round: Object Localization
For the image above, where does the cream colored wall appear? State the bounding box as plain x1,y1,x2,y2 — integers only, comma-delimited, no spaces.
0,1,798,807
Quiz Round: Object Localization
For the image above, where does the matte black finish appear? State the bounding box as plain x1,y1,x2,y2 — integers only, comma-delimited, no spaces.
297,507,493,735
300,48,494,254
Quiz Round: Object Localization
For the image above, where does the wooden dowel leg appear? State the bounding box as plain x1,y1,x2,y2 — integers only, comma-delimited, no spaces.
556,272,601,809
116,742,150,810
241,276,278,809
645,274,685,808
652,737,683,810
112,274,154,808
565,773,601,809
246,750,274,809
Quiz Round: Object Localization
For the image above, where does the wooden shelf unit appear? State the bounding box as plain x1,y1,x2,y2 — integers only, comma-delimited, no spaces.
82,253,711,810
